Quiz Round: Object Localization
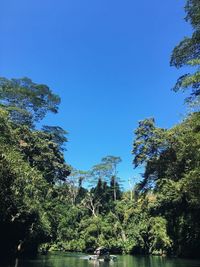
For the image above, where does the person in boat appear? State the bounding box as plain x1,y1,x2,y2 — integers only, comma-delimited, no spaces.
94,247,110,259
16,240,24,255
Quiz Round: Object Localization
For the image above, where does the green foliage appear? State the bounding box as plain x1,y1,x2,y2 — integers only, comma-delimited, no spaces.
170,0,200,107
15,126,71,184
132,112,200,257
0,78,70,257
42,125,68,151
0,111,51,255
0,77,60,126
148,217,172,255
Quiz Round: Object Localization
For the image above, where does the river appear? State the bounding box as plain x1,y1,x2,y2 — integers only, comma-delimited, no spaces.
1,252,200,267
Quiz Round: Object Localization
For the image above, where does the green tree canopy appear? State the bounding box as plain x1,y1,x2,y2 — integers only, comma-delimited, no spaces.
170,0,200,106
0,77,60,126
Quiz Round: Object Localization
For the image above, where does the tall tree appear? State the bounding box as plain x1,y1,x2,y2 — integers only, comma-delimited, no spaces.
102,156,122,201
0,108,51,256
0,77,71,256
170,0,200,107
132,113,200,257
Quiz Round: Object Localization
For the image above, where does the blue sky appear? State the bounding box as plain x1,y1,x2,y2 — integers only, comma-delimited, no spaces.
0,0,191,189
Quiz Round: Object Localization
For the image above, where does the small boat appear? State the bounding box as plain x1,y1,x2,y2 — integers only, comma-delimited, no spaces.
88,247,117,262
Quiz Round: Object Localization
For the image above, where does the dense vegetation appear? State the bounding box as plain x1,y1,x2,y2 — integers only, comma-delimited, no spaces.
0,0,199,259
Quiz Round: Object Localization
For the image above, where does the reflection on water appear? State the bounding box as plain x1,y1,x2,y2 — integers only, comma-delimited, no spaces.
1,252,200,267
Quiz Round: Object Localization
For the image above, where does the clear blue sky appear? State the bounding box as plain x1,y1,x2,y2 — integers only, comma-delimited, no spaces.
0,0,191,189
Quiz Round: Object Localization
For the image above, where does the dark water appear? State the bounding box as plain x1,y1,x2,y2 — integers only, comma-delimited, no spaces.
1,252,200,267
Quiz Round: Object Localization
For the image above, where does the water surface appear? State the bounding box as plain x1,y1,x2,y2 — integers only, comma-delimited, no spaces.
1,252,200,267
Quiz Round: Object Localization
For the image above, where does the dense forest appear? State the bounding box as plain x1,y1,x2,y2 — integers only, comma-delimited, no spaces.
0,0,199,259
